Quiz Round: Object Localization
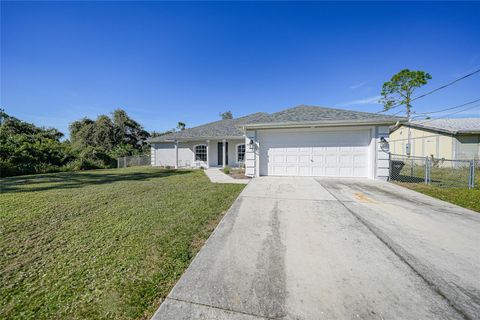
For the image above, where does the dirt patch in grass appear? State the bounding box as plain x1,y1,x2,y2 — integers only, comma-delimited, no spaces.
220,168,250,179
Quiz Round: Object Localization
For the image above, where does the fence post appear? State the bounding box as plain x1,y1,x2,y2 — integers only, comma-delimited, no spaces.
425,157,428,184
469,160,475,189
410,157,414,177
388,152,391,181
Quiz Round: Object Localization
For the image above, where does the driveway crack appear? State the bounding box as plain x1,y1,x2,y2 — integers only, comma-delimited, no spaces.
164,297,280,319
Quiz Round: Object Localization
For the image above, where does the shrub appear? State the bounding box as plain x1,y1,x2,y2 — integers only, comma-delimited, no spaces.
223,166,231,174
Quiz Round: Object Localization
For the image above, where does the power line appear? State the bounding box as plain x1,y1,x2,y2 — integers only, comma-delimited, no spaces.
411,68,480,102
415,103,480,123
414,98,480,116
377,68,480,113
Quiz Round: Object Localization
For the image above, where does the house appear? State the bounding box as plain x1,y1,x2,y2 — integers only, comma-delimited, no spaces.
389,118,480,160
148,105,405,179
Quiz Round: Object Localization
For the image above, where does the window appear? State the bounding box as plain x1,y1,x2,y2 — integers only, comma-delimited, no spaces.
237,144,246,162
195,145,207,162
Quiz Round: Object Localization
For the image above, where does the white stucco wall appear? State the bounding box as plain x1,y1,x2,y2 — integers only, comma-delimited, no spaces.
245,131,257,177
375,126,390,180
151,139,245,168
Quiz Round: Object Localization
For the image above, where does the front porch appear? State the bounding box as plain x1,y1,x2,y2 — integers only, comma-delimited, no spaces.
152,138,246,169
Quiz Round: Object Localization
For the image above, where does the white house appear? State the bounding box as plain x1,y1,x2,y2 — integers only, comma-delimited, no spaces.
148,105,405,180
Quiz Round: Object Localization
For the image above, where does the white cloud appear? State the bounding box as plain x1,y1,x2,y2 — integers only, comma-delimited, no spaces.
349,82,367,89
339,95,382,106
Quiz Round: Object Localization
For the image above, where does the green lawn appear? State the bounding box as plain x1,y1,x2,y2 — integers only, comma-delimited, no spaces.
396,182,480,212
0,167,245,319
395,168,480,212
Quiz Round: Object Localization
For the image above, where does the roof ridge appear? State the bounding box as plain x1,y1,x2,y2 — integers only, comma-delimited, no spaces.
181,111,269,131
273,104,389,117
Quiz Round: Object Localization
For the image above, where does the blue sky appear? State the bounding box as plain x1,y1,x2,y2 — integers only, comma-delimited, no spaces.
2,1,479,136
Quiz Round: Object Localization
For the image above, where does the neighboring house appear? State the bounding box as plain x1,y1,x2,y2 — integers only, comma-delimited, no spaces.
390,118,480,160
148,105,405,180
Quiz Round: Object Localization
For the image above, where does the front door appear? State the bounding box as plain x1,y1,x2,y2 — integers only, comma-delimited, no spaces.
218,142,229,166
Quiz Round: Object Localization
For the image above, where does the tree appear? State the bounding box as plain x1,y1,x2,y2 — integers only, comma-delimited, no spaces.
176,122,186,131
69,117,96,149
1,110,72,177
111,109,149,147
150,130,174,137
219,110,233,120
380,69,431,119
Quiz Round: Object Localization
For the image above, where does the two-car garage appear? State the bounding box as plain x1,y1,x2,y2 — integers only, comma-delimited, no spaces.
257,128,373,178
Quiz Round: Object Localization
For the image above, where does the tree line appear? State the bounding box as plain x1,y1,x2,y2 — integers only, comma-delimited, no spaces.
0,109,151,177
1,108,236,177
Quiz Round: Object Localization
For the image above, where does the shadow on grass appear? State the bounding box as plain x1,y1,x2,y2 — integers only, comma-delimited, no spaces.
391,175,425,183
1,169,194,193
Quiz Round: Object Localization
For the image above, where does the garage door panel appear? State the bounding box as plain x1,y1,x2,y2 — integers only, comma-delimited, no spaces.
272,166,286,175
260,130,370,177
354,154,367,163
325,155,337,164
286,166,298,176
311,166,323,176
325,167,338,176
312,155,324,163
354,167,367,177
339,167,353,177
286,155,297,163
339,155,353,164
299,155,310,163
298,166,311,176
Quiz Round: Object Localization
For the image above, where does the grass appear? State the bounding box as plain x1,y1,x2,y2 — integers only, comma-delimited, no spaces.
394,167,480,213
0,167,245,319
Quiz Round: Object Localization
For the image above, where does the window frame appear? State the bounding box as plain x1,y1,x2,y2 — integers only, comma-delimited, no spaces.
193,144,208,162
236,143,246,163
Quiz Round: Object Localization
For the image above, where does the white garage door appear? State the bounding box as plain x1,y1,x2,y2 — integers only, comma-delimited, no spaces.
259,130,371,177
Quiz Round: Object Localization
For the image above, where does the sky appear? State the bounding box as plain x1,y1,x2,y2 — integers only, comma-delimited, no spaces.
1,1,480,136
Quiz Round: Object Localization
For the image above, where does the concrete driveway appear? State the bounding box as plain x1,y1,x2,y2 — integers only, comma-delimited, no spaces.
153,177,480,320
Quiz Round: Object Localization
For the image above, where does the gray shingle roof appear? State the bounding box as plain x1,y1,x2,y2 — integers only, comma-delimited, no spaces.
243,105,405,127
403,118,480,134
148,105,406,142
148,112,271,142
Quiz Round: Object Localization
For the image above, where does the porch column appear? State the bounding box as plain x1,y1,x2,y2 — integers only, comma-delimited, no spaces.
222,139,226,168
174,140,178,169
206,140,210,168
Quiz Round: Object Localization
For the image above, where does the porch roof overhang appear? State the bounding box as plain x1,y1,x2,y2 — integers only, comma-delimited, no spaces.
148,135,245,143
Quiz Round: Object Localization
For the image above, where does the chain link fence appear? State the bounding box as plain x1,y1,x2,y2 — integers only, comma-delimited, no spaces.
117,155,151,168
389,153,476,188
